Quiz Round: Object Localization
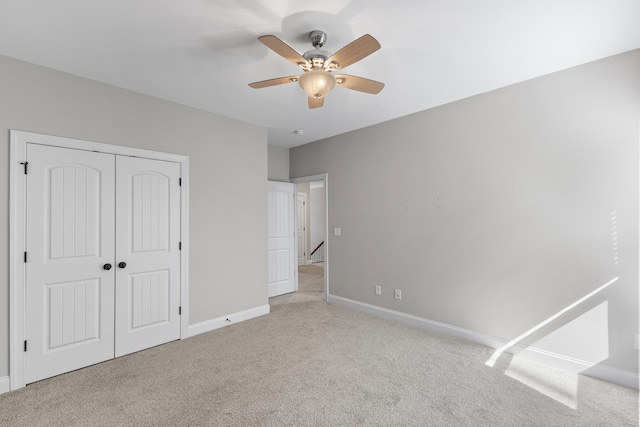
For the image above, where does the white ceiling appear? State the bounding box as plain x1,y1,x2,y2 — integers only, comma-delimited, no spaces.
0,1,638,148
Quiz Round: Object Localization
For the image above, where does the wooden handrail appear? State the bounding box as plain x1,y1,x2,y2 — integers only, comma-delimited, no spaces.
310,241,324,256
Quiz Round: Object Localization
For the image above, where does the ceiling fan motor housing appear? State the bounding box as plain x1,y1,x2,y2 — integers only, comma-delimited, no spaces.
309,30,327,48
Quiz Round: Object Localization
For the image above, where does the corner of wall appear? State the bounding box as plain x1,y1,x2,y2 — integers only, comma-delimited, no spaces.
267,144,290,182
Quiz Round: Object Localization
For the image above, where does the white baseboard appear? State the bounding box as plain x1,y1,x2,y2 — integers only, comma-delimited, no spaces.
328,294,639,390
579,362,639,390
0,376,10,395
188,304,270,337
327,294,506,348
512,346,638,389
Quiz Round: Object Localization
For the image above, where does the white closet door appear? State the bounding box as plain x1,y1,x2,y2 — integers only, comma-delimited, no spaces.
267,181,296,297
25,144,116,384
114,156,181,357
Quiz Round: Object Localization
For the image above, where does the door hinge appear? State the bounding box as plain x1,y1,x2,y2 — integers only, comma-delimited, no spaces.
179,178,182,186
179,242,182,250
24,252,27,263
20,161,28,174
24,340,27,352
178,306,182,315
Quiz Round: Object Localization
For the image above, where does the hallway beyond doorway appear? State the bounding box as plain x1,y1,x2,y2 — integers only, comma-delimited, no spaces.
270,263,324,306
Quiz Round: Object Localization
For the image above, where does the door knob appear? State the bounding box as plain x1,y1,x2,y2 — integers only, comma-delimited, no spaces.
118,262,127,269
103,263,112,270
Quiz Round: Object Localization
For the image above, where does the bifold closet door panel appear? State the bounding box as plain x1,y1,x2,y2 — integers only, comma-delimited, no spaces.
114,156,181,357
25,143,116,384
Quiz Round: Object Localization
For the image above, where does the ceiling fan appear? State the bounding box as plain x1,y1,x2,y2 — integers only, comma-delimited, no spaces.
248,30,385,109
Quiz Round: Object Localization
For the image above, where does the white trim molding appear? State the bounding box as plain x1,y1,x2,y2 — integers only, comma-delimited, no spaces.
0,376,10,395
512,346,639,389
188,304,270,337
580,363,639,390
328,294,639,390
327,294,506,349
9,130,190,391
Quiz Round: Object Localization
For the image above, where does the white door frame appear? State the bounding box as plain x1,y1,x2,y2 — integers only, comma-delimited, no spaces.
291,174,328,301
296,192,307,267
9,130,190,391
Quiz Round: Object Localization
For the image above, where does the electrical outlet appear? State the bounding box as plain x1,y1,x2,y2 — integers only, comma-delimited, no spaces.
333,227,341,236
375,285,381,295
394,289,402,300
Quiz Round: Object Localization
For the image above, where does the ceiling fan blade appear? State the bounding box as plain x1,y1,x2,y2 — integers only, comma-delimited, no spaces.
335,75,385,94
326,34,381,70
248,76,300,89
308,97,325,109
258,35,311,69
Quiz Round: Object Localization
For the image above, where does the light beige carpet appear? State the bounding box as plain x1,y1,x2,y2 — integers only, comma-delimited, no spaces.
0,286,637,426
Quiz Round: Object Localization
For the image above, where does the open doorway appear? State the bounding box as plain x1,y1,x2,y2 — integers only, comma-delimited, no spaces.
295,180,325,301
270,174,328,306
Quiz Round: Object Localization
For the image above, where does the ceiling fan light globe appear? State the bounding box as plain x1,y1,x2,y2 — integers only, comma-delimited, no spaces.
299,69,336,99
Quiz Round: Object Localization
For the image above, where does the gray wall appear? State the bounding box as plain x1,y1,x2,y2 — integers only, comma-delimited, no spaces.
0,55,268,378
291,50,639,374
268,144,289,181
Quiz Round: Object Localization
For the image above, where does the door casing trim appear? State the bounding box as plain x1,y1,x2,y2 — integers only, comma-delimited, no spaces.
9,130,190,391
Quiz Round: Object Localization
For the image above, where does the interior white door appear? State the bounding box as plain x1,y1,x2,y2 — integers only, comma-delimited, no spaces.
267,181,295,297
114,156,181,357
296,193,307,267
25,144,116,384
